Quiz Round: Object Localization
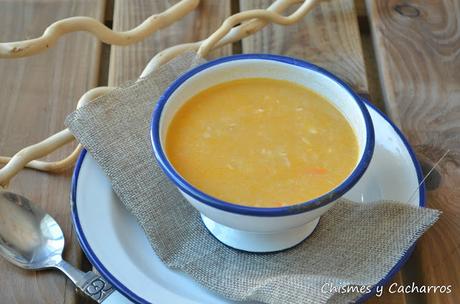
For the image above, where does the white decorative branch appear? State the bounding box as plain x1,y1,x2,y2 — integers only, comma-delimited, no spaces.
0,0,320,188
0,0,199,58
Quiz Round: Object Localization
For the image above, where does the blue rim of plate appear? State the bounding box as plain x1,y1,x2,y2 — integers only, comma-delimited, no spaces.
71,100,425,304
151,54,375,216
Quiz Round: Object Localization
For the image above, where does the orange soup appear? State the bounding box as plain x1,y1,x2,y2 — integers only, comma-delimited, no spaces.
165,78,358,207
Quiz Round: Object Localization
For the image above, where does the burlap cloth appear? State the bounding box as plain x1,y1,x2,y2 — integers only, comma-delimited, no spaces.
66,52,439,303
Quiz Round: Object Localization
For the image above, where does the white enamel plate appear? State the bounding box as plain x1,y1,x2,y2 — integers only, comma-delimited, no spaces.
71,101,425,304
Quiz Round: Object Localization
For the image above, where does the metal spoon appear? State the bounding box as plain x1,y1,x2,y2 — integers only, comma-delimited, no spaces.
0,190,128,303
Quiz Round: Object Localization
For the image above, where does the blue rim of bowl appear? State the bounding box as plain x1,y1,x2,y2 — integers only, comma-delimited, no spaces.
71,99,425,304
150,54,375,216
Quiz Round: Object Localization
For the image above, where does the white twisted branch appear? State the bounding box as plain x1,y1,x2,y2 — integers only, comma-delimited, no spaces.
142,0,311,75
0,0,199,58
0,87,112,187
197,0,318,57
0,0,320,188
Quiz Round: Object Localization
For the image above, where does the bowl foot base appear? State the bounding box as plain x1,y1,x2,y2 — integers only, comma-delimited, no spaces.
200,214,320,252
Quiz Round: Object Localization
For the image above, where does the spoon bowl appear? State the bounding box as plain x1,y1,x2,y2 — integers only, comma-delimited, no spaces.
0,190,122,303
0,191,64,270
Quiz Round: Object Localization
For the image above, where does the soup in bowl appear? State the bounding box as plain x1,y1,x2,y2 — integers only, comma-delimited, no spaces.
151,54,374,252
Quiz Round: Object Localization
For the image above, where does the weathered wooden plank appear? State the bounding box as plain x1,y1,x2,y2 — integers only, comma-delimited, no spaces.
355,0,367,18
367,0,460,303
241,0,368,94
0,0,105,303
241,1,407,303
109,0,232,85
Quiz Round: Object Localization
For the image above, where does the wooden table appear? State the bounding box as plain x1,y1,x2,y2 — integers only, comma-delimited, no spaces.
0,0,458,303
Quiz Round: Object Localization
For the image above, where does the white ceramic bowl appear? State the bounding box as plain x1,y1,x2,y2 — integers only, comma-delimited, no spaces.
151,54,375,252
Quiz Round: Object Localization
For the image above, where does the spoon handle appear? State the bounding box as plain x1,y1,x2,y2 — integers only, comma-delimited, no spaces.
78,273,130,303
78,271,116,303
56,260,117,302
